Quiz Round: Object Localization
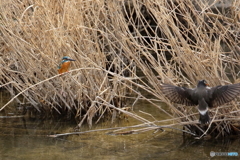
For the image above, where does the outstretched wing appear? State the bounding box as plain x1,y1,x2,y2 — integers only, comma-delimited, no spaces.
161,83,197,106
209,83,240,107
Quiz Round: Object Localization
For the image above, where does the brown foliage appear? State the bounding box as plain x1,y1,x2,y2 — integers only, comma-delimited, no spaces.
0,0,240,137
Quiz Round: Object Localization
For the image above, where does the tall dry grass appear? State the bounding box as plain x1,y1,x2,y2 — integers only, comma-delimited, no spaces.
0,0,135,127
0,0,240,137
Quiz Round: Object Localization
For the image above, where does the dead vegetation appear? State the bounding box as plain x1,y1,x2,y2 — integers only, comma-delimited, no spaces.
0,0,240,138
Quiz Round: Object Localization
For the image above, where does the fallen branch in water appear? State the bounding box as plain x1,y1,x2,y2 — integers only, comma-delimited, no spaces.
47,123,197,138
0,115,24,118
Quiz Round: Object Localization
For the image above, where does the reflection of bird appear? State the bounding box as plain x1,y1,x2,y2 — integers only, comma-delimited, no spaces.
161,80,240,124
58,56,75,74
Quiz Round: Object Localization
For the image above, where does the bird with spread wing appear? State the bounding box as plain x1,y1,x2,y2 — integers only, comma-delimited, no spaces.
161,80,240,124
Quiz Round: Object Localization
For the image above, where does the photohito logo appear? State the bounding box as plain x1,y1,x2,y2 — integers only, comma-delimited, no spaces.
210,151,215,157
228,152,239,156
210,151,238,157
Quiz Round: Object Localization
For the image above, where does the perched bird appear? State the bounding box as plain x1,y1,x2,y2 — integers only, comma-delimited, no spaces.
161,80,240,124
58,56,75,74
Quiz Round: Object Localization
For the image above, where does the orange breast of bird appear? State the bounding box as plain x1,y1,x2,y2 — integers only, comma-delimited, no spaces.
58,61,71,74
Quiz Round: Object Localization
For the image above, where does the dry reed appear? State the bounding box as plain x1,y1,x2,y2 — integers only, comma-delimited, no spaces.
0,0,240,138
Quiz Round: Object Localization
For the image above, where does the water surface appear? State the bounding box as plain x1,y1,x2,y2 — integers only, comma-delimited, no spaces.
0,91,240,160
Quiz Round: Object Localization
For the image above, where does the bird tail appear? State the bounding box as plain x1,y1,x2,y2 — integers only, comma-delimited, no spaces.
199,111,210,124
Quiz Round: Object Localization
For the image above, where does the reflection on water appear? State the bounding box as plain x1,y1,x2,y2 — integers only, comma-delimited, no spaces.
1,91,240,160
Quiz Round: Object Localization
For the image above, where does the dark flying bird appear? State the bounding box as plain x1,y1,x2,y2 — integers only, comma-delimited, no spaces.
161,80,240,124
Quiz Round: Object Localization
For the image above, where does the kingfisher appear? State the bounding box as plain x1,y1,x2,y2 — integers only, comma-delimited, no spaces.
161,80,240,124
58,56,75,74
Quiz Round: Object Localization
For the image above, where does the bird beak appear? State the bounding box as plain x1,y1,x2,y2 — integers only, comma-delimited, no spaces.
67,58,76,61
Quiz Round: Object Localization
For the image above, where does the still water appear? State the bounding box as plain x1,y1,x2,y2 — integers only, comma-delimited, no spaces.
0,91,240,160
